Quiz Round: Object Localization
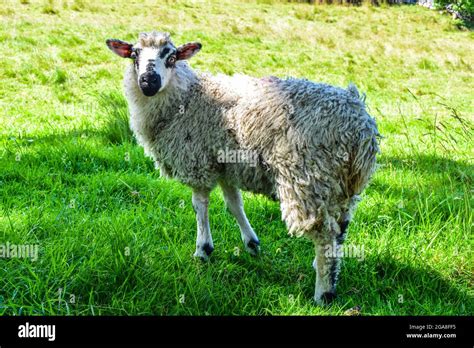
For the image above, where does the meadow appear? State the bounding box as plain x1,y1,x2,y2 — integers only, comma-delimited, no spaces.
0,0,472,315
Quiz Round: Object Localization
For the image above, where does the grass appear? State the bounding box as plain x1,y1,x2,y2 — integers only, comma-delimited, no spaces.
0,0,472,315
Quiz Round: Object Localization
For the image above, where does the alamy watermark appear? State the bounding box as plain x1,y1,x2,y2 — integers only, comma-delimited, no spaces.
217,147,258,167
18,322,55,341
0,242,39,262
324,241,365,261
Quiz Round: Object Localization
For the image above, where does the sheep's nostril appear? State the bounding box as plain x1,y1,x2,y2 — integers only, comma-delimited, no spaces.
140,73,159,83
143,75,157,83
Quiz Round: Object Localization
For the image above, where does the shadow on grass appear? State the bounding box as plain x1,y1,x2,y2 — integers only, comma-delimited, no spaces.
377,153,473,178
1,105,472,314
4,89,133,145
66,246,471,315
335,254,472,314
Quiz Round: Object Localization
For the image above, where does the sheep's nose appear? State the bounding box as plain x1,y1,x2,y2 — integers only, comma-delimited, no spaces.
139,72,161,97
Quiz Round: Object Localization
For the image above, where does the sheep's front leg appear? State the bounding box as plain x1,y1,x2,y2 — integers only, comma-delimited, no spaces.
312,216,342,304
192,189,214,261
220,183,260,255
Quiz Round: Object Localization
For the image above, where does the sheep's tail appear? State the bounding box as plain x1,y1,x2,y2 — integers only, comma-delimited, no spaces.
349,130,378,196
347,84,379,197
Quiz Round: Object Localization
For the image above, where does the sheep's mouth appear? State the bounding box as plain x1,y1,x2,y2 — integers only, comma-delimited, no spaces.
140,85,160,97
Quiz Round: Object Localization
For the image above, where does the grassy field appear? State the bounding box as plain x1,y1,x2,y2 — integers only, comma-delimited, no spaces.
0,0,472,315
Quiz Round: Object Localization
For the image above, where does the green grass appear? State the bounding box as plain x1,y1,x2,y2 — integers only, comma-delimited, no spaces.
0,0,472,315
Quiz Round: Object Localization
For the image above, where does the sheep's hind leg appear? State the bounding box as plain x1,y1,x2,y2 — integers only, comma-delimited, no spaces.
220,183,260,256
311,215,342,305
192,189,214,261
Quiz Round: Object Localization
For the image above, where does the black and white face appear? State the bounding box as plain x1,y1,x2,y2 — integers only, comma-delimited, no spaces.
106,33,201,97
131,42,178,96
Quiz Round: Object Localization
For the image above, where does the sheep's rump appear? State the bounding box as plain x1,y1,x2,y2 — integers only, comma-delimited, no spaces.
226,76,379,236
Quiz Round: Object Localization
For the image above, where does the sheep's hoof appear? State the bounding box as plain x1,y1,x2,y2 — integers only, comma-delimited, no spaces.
245,239,260,256
193,243,214,262
314,291,337,305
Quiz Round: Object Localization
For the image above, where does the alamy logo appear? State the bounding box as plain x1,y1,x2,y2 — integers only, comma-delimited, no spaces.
18,322,56,341
217,147,258,167
0,242,39,262
324,241,365,261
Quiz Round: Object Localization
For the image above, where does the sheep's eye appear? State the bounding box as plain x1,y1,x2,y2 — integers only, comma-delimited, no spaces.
168,55,176,65
131,48,141,59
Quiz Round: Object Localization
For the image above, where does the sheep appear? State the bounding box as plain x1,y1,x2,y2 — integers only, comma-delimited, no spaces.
106,31,380,304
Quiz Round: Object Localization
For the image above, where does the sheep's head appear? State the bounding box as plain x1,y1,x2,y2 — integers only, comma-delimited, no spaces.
106,31,201,97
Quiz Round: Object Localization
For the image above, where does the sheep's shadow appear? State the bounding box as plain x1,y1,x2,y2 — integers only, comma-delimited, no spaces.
185,233,471,314
218,222,469,310
330,254,471,314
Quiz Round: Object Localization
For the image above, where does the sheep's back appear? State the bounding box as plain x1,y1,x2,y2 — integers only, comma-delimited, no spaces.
229,76,379,201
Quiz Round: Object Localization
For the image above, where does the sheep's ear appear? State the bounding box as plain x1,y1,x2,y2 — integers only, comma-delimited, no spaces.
106,39,133,58
176,42,202,60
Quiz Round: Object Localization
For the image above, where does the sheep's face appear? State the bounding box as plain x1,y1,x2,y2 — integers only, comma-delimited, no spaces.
106,32,201,97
